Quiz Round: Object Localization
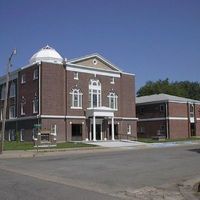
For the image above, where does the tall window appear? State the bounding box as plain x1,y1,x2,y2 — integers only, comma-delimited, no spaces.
9,82,16,98
0,108,3,120
33,68,39,80
89,79,101,108
9,105,15,119
127,124,131,135
189,104,194,117
20,129,24,142
108,92,118,110
21,74,26,84
21,97,26,115
33,96,39,113
70,89,82,108
1,85,5,100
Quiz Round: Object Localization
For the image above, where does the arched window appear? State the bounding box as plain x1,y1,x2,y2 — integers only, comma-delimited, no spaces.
89,79,101,108
108,92,118,110
1,85,5,100
9,82,16,98
70,89,82,108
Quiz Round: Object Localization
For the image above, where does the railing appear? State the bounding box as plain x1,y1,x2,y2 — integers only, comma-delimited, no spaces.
115,134,137,141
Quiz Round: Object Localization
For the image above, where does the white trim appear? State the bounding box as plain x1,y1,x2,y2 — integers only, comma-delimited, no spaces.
138,116,189,122
40,115,86,119
66,65,121,78
4,115,38,122
137,100,200,105
168,117,188,120
121,71,135,76
114,117,138,120
196,118,200,121
40,115,65,119
138,117,166,122
66,115,86,119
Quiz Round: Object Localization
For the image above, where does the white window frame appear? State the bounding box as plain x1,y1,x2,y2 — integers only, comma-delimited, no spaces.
110,77,115,84
9,129,16,141
21,103,25,115
70,89,83,109
20,129,24,142
33,97,39,114
21,96,26,115
127,124,131,135
33,68,39,80
21,74,26,84
74,72,79,80
9,82,16,98
108,92,118,110
0,108,2,120
89,79,101,108
9,105,15,119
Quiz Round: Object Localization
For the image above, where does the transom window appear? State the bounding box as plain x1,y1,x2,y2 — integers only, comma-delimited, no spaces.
89,79,101,108
108,92,118,110
9,82,16,98
70,89,82,108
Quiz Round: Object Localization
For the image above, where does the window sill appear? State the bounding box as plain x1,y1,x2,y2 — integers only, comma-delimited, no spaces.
71,107,82,109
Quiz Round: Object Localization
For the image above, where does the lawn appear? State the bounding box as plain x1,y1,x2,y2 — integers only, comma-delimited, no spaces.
137,137,200,143
4,141,96,151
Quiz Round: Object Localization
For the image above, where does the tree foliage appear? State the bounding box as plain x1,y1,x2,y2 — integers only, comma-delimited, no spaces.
137,79,200,100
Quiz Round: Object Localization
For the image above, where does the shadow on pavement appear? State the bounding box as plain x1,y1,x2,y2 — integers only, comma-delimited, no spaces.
188,148,200,154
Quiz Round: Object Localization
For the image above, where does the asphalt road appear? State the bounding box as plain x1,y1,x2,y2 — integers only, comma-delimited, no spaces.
0,145,200,200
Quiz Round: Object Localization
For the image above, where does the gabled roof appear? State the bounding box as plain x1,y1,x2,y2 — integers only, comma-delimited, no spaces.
68,53,122,72
136,93,200,104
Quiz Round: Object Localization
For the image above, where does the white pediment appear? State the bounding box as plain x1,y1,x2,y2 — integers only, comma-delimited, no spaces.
68,53,122,72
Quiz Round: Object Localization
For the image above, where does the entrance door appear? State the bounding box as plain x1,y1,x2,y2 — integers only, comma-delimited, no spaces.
109,124,118,139
91,124,101,140
190,123,196,137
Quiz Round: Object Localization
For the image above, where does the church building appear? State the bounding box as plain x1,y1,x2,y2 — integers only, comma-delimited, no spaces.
0,45,137,142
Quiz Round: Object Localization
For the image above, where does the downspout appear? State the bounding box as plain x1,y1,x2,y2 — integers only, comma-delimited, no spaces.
165,101,169,139
37,62,41,125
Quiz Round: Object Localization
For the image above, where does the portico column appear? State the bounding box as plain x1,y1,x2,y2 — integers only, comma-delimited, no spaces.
93,115,96,141
111,117,115,140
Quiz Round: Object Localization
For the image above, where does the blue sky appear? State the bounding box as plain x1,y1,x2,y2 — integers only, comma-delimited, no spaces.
0,0,200,90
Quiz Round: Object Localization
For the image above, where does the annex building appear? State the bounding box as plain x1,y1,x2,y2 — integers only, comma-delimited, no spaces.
136,94,200,139
0,45,137,142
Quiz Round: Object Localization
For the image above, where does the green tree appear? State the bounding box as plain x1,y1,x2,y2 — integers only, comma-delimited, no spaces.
137,79,200,100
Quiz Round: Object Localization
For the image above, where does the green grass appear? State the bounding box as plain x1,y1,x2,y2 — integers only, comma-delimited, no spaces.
4,141,34,151
138,137,200,143
4,141,96,151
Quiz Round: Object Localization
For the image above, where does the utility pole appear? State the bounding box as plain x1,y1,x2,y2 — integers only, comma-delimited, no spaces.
0,49,17,154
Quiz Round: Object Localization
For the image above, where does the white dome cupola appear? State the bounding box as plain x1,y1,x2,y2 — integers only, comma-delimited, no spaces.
29,45,63,64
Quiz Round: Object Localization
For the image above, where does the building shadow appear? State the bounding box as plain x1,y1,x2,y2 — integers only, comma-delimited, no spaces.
188,149,200,154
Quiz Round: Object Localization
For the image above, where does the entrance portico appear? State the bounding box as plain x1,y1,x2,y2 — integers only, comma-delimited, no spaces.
87,107,115,141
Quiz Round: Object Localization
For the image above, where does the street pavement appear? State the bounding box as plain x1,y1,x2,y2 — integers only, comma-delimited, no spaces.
0,144,200,199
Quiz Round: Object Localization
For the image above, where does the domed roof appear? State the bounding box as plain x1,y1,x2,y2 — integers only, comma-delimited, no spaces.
29,45,63,64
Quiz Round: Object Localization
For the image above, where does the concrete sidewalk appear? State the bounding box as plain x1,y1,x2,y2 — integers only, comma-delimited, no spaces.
0,140,200,159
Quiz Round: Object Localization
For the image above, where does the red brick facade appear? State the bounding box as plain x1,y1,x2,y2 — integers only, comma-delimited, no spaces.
0,54,137,142
137,97,200,139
